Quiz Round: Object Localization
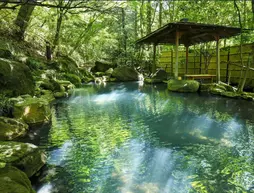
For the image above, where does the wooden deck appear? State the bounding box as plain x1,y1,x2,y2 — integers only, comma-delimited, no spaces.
184,74,216,82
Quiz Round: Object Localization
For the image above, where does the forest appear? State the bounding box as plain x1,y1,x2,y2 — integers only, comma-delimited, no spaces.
0,1,254,193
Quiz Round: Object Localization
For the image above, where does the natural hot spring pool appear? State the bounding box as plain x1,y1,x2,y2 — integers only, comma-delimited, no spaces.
25,82,254,193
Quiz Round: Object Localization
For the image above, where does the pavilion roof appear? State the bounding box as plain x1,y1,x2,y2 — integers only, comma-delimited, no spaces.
136,22,242,46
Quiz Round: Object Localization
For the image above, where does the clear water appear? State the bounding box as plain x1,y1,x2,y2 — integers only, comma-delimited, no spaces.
28,82,254,193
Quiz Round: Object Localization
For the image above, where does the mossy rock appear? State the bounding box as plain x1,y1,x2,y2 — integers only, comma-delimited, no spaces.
91,61,116,72
54,92,68,99
152,69,167,81
12,97,51,126
112,66,139,81
0,117,28,141
0,49,12,59
62,73,81,87
144,78,164,84
56,56,79,74
199,83,216,92
0,141,46,177
0,58,35,97
167,79,200,92
0,166,35,193
105,68,114,76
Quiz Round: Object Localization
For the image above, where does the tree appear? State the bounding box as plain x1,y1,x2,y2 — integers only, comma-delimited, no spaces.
14,0,36,40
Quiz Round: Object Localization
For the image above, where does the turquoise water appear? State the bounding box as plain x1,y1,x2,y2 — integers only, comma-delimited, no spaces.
31,82,254,193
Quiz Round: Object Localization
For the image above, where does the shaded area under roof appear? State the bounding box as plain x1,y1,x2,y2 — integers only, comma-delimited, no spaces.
136,22,241,46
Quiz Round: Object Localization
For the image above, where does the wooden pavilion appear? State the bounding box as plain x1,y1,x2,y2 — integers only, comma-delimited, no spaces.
136,21,241,83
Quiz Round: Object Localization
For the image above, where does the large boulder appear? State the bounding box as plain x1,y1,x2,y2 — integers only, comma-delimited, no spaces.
12,96,51,126
168,79,200,92
0,48,13,59
0,58,35,97
92,61,116,72
112,66,139,81
0,166,35,193
0,117,28,141
0,141,46,177
152,69,167,80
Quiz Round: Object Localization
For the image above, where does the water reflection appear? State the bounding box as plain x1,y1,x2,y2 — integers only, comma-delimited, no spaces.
31,82,254,193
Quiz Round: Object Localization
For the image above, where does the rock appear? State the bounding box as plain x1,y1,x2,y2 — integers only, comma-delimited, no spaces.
0,166,35,193
0,117,28,141
0,141,46,177
144,78,164,84
167,79,200,92
0,58,35,97
56,80,75,92
54,92,68,99
79,68,94,83
0,49,12,59
105,68,114,76
112,66,139,81
210,84,226,95
220,91,239,98
62,73,81,87
92,61,116,72
152,69,167,81
199,83,216,92
40,90,55,103
56,56,79,74
12,97,51,126
94,72,106,77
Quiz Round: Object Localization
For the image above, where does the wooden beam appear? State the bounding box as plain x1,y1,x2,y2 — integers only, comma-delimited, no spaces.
185,45,189,74
152,43,157,74
190,33,209,40
175,31,180,79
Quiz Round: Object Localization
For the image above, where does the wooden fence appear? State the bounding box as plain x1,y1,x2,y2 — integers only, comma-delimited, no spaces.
158,43,254,87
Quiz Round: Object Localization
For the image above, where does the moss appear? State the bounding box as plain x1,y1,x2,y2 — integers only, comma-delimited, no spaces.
0,141,46,178
112,66,139,81
0,166,35,193
144,78,164,84
54,92,68,98
63,73,81,87
0,117,28,141
0,58,35,97
167,80,200,92
26,57,45,71
12,97,51,126
0,48,12,59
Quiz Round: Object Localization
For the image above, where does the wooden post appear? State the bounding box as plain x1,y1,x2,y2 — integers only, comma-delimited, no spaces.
215,35,221,83
185,45,189,74
175,31,179,79
199,46,202,74
152,43,157,74
171,48,173,77
226,48,230,83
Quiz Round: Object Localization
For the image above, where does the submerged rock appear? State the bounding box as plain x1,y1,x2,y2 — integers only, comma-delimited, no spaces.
12,96,51,126
112,66,139,81
0,58,35,97
0,117,28,141
0,141,46,177
0,166,35,193
167,80,200,92
144,78,164,84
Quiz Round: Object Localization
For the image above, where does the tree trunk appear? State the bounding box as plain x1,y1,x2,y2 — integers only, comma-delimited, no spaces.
159,0,162,28
14,0,36,40
146,0,152,34
252,0,254,28
121,8,127,65
52,9,64,53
